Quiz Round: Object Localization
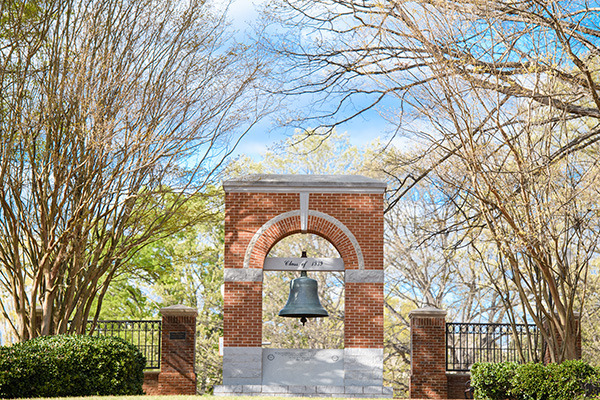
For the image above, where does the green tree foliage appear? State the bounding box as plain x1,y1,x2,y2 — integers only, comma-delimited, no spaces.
97,189,225,393
98,191,224,319
229,129,381,176
0,0,268,341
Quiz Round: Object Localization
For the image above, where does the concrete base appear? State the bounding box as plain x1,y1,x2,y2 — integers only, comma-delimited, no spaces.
220,347,390,397
214,384,393,398
262,349,344,386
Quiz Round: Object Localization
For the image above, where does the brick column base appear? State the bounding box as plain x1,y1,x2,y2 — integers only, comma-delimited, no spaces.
153,305,198,395
158,372,197,395
143,371,160,395
409,307,447,399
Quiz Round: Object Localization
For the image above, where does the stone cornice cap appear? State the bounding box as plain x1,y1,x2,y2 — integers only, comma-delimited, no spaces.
409,306,447,318
223,174,386,194
160,304,198,317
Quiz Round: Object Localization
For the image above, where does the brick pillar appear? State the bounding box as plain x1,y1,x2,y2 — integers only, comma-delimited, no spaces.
158,305,198,395
345,279,384,348
223,279,263,347
409,307,447,399
543,312,582,363
222,269,263,385
344,271,385,388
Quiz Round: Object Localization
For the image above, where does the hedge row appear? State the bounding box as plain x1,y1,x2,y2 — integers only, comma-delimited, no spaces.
470,360,600,400
0,335,145,398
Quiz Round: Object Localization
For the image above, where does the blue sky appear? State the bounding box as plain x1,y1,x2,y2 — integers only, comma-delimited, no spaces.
236,109,397,159
220,0,403,159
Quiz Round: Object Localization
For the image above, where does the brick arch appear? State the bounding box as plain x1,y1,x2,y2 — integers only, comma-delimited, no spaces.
243,210,364,270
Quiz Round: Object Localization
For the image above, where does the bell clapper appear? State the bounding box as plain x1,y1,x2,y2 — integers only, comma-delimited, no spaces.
298,269,309,326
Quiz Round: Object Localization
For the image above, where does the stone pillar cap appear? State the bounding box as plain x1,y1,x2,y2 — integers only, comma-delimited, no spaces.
409,306,447,318
160,304,198,317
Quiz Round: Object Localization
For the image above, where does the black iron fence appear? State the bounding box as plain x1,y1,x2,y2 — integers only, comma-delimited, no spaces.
446,322,541,372
85,320,162,369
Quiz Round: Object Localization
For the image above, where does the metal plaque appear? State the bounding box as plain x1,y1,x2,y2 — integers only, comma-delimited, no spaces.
263,257,344,271
169,331,186,340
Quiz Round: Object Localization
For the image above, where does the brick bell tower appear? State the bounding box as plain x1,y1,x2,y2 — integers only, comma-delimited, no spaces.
214,174,391,398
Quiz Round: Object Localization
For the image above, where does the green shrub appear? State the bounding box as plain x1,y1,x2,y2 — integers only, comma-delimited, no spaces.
471,361,518,400
0,335,145,398
512,360,599,400
557,359,600,396
471,360,600,400
510,362,551,400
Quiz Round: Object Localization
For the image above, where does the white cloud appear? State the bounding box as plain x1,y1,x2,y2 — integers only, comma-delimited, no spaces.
219,0,265,30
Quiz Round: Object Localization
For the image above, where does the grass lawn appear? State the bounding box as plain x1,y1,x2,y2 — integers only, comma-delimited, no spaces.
16,397,343,400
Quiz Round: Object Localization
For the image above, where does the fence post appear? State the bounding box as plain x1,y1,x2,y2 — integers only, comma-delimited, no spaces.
409,307,447,399
157,304,198,395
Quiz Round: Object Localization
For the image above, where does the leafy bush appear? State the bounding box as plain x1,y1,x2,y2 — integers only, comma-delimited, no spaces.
510,362,551,400
471,361,518,400
0,335,145,398
471,360,600,400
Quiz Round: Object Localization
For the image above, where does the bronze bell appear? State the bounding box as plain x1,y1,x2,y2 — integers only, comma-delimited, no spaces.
279,252,328,326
